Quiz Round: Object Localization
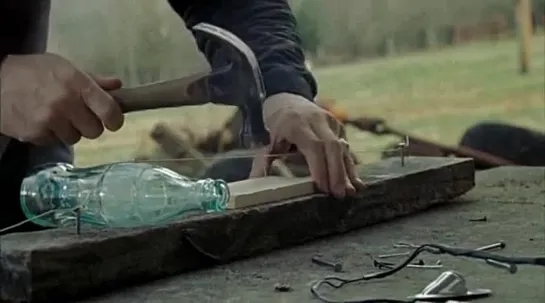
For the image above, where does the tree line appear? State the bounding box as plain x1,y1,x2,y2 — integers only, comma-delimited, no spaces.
48,0,544,87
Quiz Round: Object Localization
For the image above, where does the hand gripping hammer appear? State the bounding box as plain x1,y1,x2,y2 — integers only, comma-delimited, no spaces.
110,23,268,146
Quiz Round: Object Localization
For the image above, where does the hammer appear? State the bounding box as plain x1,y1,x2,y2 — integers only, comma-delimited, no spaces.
110,23,268,145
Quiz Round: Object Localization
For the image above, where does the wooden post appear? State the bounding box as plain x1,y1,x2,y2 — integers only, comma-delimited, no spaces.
516,0,533,74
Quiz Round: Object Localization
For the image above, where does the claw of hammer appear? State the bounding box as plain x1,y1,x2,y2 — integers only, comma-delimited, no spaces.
111,23,268,146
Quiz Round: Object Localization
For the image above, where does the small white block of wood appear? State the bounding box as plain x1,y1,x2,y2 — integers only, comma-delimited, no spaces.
227,176,315,209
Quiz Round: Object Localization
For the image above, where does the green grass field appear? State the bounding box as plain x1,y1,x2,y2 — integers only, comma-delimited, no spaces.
75,34,545,167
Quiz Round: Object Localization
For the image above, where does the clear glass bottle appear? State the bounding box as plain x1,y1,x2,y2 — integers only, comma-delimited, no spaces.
20,162,230,228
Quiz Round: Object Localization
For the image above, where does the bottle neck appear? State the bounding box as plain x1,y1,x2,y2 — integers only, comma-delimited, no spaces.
193,178,230,211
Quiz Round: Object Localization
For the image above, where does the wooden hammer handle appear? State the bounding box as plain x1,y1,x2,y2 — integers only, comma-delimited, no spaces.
110,72,210,113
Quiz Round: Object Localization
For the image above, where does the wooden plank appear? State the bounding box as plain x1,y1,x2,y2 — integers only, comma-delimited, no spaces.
0,157,475,303
228,176,314,209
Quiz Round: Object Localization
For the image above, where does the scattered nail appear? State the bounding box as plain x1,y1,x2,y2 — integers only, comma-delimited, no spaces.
373,259,439,270
378,252,411,258
274,283,292,292
485,259,517,274
373,260,393,270
477,241,506,251
393,242,419,248
469,216,487,222
407,264,443,269
311,256,343,272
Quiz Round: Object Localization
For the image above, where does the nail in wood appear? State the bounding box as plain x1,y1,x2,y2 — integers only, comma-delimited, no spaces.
75,207,81,235
398,142,406,167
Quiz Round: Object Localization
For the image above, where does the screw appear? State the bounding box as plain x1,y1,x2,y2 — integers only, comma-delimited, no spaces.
485,259,517,274
311,256,343,272
477,241,506,252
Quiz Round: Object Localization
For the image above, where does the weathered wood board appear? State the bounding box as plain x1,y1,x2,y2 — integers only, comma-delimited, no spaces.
228,176,314,209
0,157,475,303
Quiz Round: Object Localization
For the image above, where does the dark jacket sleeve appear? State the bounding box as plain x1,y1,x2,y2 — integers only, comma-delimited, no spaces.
0,1,50,56
168,0,318,145
168,0,318,102
0,0,74,169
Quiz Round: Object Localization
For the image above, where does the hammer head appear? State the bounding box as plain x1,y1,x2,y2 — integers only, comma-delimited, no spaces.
192,23,269,146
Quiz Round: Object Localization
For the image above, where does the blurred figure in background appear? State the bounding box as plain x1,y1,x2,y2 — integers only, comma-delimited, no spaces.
460,122,545,168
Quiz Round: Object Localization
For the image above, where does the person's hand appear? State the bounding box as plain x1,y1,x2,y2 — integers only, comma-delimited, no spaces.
249,93,364,199
0,53,124,145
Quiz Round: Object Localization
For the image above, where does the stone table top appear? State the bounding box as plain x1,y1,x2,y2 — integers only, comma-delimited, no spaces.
86,166,545,303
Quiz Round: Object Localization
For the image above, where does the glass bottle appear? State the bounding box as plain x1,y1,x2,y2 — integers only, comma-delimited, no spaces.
20,162,230,228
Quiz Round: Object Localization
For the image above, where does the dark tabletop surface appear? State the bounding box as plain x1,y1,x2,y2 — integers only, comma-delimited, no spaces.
86,166,545,303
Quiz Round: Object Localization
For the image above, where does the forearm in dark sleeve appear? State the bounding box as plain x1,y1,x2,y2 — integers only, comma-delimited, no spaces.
0,0,51,56
168,0,318,102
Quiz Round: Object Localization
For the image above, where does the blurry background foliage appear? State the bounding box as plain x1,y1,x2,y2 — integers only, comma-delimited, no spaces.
49,0,544,85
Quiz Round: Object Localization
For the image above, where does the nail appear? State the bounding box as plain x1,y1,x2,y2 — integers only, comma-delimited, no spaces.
486,259,517,274
374,259,439,269
407,264,443,269
413,259,425,265
469,216,487,222
393,242,417,248
398,142,406,167
373,260,392,270
477,241,506,252
378,252,411,258
398,136,409,167
311,256,343,272
75,207,81,235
